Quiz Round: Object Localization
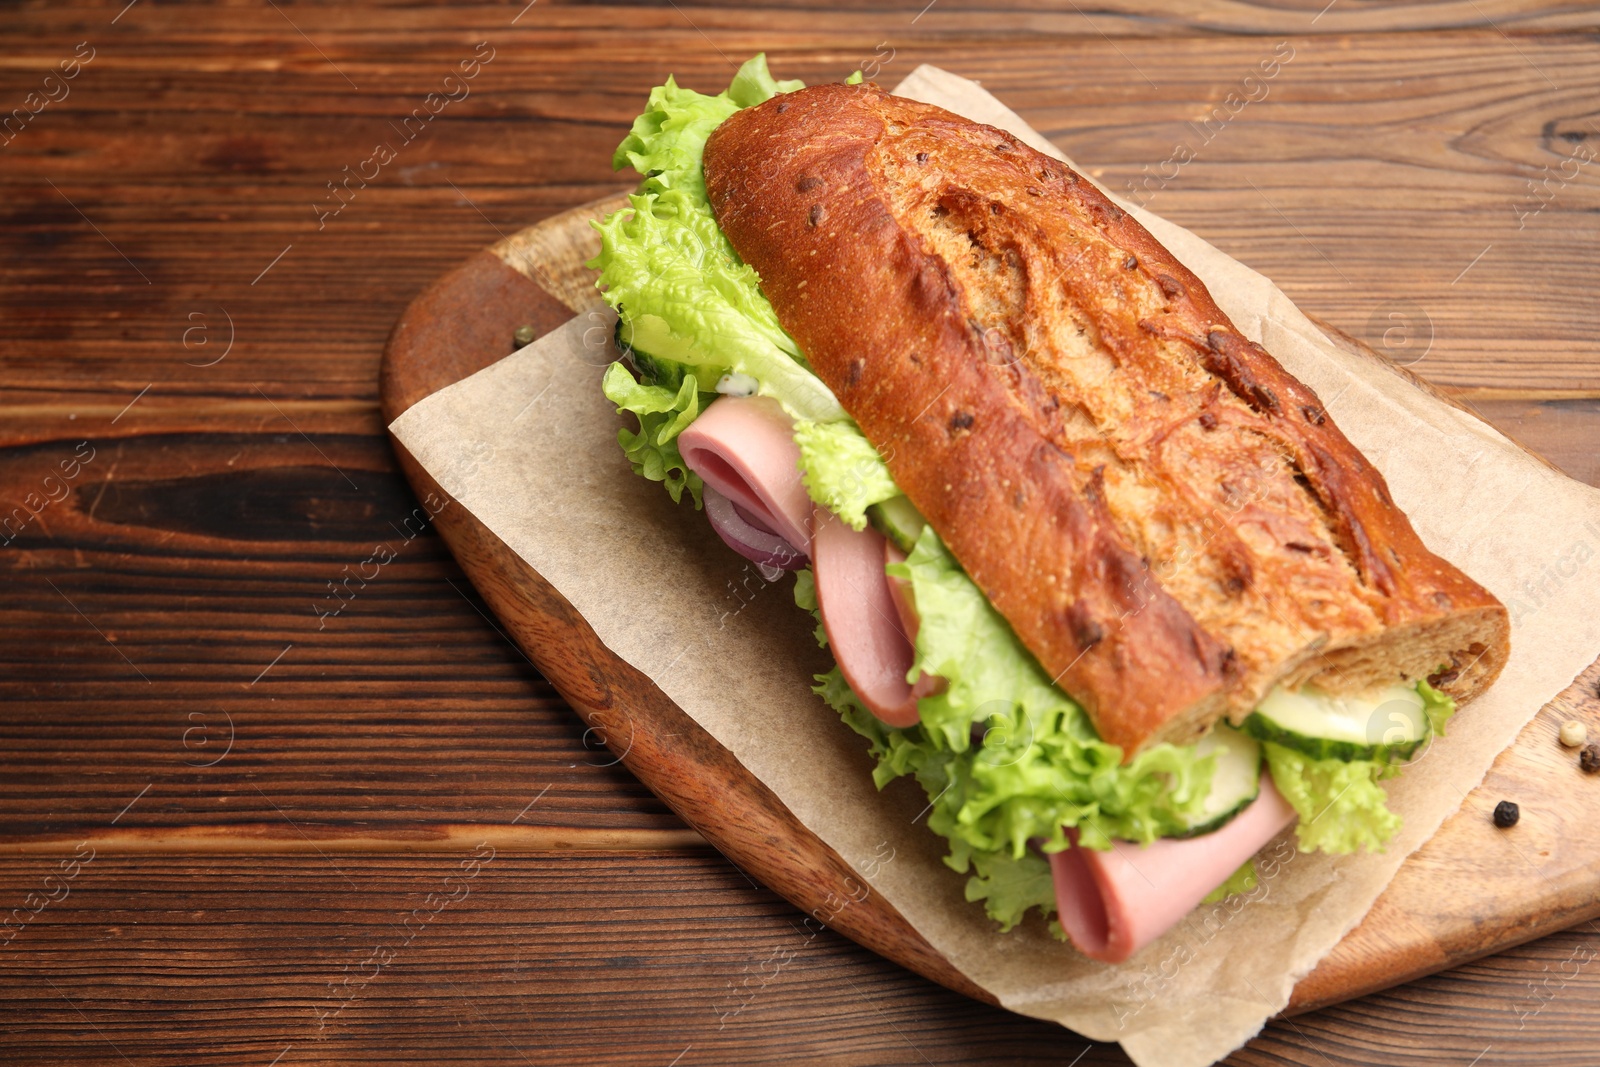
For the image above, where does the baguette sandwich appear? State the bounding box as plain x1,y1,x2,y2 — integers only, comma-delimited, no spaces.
591,56,1510,963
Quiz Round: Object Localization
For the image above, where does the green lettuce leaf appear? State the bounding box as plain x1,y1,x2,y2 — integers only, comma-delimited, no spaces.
600,361,707,506
591,55,843,426
792,567,827,648
1418,679,1457,737
961,848,1058,933
727,54,806,108
1263,741,1403,854
1201,859,1259,904
792,567,817,613
793,420,900,531
611,52,801,184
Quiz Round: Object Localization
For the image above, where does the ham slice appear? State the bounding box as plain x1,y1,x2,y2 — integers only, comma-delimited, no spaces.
885,542,945,704
680,395,930,727
678,396,812,558
883,542,920,643
1048,776,1297,963
813,513,923,727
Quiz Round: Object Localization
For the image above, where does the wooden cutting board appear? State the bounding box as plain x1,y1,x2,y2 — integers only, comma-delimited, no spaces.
380,188,1600,1019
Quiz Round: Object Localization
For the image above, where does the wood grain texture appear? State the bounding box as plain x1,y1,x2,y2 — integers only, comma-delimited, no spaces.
0,824,703,856
0,426,681,833
2,2,1598,1064
2,34,1598,400
1,854,1597,1067
2,1,1595,42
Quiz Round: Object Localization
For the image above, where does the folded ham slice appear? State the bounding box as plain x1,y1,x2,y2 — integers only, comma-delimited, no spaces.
678,396,813,558
813,514,923,727
680,396,929,727
1048,777,1297,963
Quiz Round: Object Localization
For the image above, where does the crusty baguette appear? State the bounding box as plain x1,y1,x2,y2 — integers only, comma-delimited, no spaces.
701,83,1509,754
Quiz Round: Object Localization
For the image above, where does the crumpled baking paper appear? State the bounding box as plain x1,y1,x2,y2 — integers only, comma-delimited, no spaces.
388,65,1600,1066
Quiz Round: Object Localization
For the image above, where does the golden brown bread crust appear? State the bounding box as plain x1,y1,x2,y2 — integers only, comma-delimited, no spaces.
702,83,1509,754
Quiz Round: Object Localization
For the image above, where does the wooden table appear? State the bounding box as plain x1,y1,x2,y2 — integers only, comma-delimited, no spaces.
3,3,1596,1064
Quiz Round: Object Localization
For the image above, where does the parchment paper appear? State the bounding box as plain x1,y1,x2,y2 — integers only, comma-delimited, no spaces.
390,66,1600,1066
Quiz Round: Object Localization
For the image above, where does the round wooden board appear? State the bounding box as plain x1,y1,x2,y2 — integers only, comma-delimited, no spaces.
380,191,1600,1022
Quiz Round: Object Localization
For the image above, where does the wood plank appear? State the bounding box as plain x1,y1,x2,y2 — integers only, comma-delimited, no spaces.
0,825,702,856
1465,398,1600,490
0,852,1094,1065
2,1,1596,44
2,37,1598,398
0,853,1595,1066
0,426,681,834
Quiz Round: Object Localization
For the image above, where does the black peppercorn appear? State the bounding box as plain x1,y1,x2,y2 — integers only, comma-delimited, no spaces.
1581,744,1600,774
1492,800,1519,828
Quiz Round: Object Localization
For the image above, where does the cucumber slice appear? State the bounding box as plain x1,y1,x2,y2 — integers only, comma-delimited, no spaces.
1169,725,1262,839
1242,682,1430,763
614,316,720,392
867,496,927,553
615,317,685,389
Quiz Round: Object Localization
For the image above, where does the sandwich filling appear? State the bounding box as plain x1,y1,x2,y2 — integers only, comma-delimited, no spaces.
591,56,1457,960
